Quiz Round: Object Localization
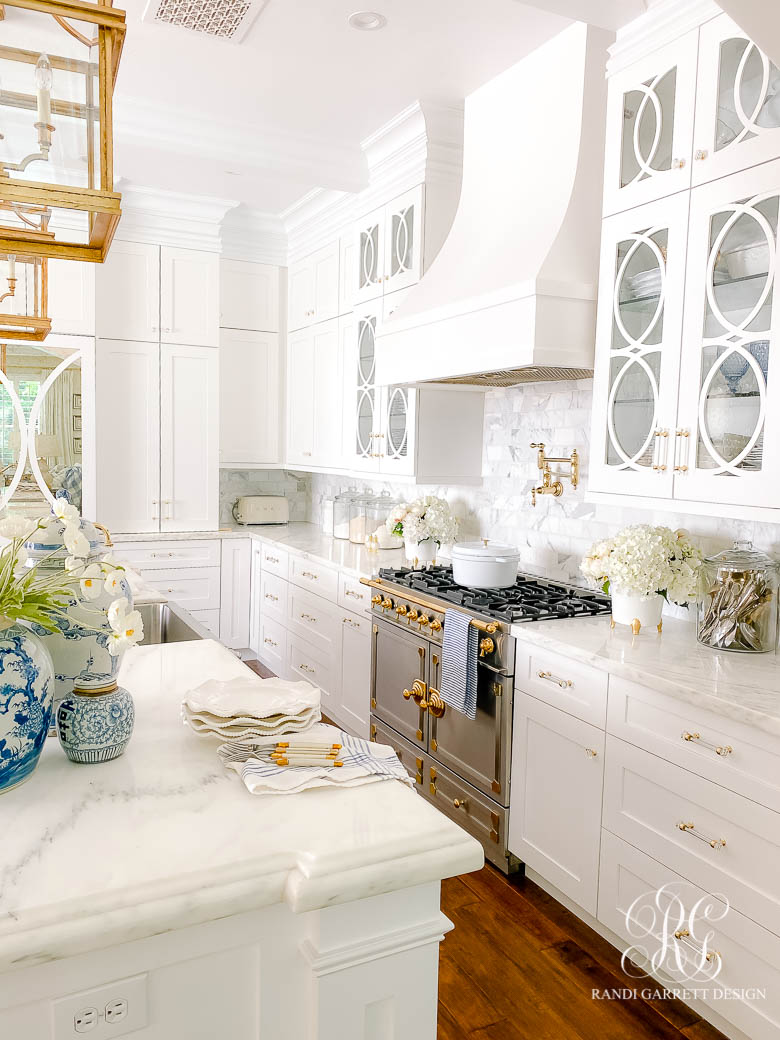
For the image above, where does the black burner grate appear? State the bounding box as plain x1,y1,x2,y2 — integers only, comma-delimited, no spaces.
377,566,611,623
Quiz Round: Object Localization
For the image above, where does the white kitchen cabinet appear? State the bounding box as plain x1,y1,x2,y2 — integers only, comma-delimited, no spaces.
48,259,95,336
339,232,357,315
692,14,780,189
96,339,160,533
342,302,381,472
95,241,160,341
354,187,424,304
249,540,263,656
340,612,371,738
589,192,690,497
141,566,221,612
219,329,281,466
286,329,315,465
509,690,605,916
287,242,339,331
159,343,219,531
220,259,279,332
355,204,385,304
286,318,341,468
220,538,252,650
160,247,220,347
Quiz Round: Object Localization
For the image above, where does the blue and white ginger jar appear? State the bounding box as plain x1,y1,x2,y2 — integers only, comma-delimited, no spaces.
57,682,134,764
0,625,55,793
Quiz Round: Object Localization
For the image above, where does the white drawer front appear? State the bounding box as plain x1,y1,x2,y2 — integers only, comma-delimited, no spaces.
261,542,289,579
599,829,780,1040
608,676,780,813
289,554,338,601
259,570,288,625
140,566,221,611
604,735,780,936
258,616,287,677
287,632,338,704
338,572,371,614
339,611,371,638
115,538,221,569
191,608,220,637
287,585,341,657
515,642,607,727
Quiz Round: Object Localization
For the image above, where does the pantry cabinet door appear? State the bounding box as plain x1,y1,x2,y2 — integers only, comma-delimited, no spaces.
603,31,698,216
95,339,160,533
312,318,342,468
339,232,358,315
589,193,689,498
675,160,780,508
288,257,315,331
384,185,424,293
48,259,95,336
95,241,159,341
160,247,219,347
286,329,315,465
342,303,382,473
219,329,281,466
220,259,279,332
355,205,385,304
692,15,780,188
160,343,219,531
312,241,340,324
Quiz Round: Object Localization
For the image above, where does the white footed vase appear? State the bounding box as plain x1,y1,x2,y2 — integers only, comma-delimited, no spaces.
610,589,664,635
404,538,437,568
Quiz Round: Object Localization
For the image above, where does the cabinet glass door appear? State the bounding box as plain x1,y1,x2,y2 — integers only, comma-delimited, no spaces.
589,194,689,497
343,304,381,472
676,161,780,507
693,15,780,187
355,206,384,304
384,186,423,293
603,32,697,216
379,385,416,476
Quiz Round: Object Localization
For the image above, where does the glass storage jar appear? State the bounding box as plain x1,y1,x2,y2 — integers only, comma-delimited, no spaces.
349,493,374,544
697,540,779,653
364,491,402,549
321,495,335,536
333,489,358,540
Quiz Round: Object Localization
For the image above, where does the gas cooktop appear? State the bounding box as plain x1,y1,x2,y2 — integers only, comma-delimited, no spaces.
377,566,611,624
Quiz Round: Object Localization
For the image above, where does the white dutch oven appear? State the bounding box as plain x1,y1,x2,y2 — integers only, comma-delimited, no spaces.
451,540,521,588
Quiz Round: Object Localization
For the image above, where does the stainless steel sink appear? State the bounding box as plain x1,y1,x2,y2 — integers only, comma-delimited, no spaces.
138,601,214,644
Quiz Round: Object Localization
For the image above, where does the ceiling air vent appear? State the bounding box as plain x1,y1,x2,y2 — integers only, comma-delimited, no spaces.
142,0,271,42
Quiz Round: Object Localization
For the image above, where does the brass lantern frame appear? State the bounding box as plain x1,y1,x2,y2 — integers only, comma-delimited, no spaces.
0,0,126,263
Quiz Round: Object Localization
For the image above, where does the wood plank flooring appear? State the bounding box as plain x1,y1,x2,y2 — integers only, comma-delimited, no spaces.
438,865,726,1040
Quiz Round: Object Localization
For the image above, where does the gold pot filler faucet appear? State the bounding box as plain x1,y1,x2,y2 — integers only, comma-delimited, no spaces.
530,442,579,506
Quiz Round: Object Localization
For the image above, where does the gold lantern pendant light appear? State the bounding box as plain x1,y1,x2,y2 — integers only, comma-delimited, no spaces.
0,0,127,263
0,201,52,340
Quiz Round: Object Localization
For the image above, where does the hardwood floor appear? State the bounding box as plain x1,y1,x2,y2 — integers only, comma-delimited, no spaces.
438,865,726,1040
246,658,275,679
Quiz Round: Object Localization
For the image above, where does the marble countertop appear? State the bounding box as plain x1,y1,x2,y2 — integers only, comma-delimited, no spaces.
113,522,405,579
512,615,780,736
0,640,481,972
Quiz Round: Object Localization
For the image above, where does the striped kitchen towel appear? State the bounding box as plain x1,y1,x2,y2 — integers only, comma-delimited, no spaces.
440,608,478,720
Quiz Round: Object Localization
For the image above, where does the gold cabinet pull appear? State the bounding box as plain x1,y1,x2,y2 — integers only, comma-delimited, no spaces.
263,637,278,647
674,928,720,963
682,731,733,757
299,663,315,675
584,747,598,758
537,670,573,688
677,821,727,849
302,570,318,580
265,593,278,602
300,613,317,623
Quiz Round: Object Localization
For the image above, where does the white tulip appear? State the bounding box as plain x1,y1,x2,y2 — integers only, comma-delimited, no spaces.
104,570,125,596
106,599,143,655
0,516,35,540
79,564,103,601
53,500,80,525
63,526,91,559
64,555,86,576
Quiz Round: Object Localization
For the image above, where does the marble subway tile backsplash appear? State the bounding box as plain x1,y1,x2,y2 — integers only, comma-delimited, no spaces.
219,470,310,526
309,380,780,584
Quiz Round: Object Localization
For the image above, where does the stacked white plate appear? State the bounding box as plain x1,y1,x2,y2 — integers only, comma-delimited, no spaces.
625,268,662,298
182,676,321,740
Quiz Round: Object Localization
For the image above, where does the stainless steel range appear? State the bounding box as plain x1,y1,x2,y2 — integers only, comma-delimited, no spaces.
364,566,611,873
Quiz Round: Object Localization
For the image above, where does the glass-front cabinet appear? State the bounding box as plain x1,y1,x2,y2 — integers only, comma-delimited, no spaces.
676,160,780,508
353,186,423,306
590,194,689,496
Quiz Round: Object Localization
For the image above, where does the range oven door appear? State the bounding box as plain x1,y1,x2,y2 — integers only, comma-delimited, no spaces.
371,617,429,750
428,650,512,805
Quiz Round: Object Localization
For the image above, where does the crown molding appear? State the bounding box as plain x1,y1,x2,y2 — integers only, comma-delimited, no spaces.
282,188,356,263
116,183,237,252
220,205,287,265
607,0,721,74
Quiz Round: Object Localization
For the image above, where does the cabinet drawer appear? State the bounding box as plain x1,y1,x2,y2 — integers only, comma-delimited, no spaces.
515,642,607,727
258,616,287,677
426,760,497,870
289,554,338,601
114,538,221,569
604,735,780,936
607,676,780,813
139,566,221,611
370,718,426,790
191,608,220,637
599,829,780,1040
287,632,338,701
260,542,288,579
287,585,341,657
259,570,288,624
338,572,371,614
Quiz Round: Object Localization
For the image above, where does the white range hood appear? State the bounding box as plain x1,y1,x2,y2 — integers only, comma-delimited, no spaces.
376,22,612,389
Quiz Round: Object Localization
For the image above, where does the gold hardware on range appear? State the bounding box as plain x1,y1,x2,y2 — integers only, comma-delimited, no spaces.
453,798,468,810
427,690,446,718
530,442,579,506
479,637,494,657
682,731,733,756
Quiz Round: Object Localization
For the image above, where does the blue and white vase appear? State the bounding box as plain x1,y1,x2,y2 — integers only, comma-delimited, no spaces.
25,516,133,712
57,682,134,764
0,625,55,793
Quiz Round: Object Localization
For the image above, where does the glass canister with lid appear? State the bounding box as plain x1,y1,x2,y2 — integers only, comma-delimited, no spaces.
349,492,375,544
333,488,358,540
697,540,779,653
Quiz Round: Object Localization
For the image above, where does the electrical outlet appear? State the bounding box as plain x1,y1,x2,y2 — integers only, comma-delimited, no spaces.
52,975,148,1040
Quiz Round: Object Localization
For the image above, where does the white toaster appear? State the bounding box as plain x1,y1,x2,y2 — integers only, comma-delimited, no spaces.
232,496,289,525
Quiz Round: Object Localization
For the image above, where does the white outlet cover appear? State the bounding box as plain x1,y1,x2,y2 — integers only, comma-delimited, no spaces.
52,974,148,1040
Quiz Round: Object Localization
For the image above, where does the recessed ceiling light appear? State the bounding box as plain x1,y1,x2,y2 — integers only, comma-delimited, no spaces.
348,11,387,31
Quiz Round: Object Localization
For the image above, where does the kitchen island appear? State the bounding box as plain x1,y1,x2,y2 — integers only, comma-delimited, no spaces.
0,640,482,1040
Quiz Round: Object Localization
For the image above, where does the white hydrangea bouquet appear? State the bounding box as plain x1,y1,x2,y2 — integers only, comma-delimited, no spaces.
387,496,458,566
581,524,702,634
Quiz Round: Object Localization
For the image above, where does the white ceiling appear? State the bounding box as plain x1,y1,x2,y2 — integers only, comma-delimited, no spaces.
114,0,573,214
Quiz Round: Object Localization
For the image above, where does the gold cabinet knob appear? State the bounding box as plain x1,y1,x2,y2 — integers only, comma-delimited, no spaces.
381,597,393,610
427,690,446,718
430,618,442,632
371,595,382,606
479,637,494,657
418,615,430,627
395,605,407,617
453,798,468,810
407,609,419,622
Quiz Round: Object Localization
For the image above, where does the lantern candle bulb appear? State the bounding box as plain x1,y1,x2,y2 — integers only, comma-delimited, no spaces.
34,54,53,124
1,255,17,303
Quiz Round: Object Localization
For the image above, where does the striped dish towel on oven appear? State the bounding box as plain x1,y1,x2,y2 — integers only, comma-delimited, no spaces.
439,608,479,719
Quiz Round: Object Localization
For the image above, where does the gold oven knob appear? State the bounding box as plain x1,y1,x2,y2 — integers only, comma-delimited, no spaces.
395,605,407,617
381,597,393,610
453,798,469,810
430,618,442,632
371,595,382,606
479,637,495,657
418,615,430,627
407,609,419,622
